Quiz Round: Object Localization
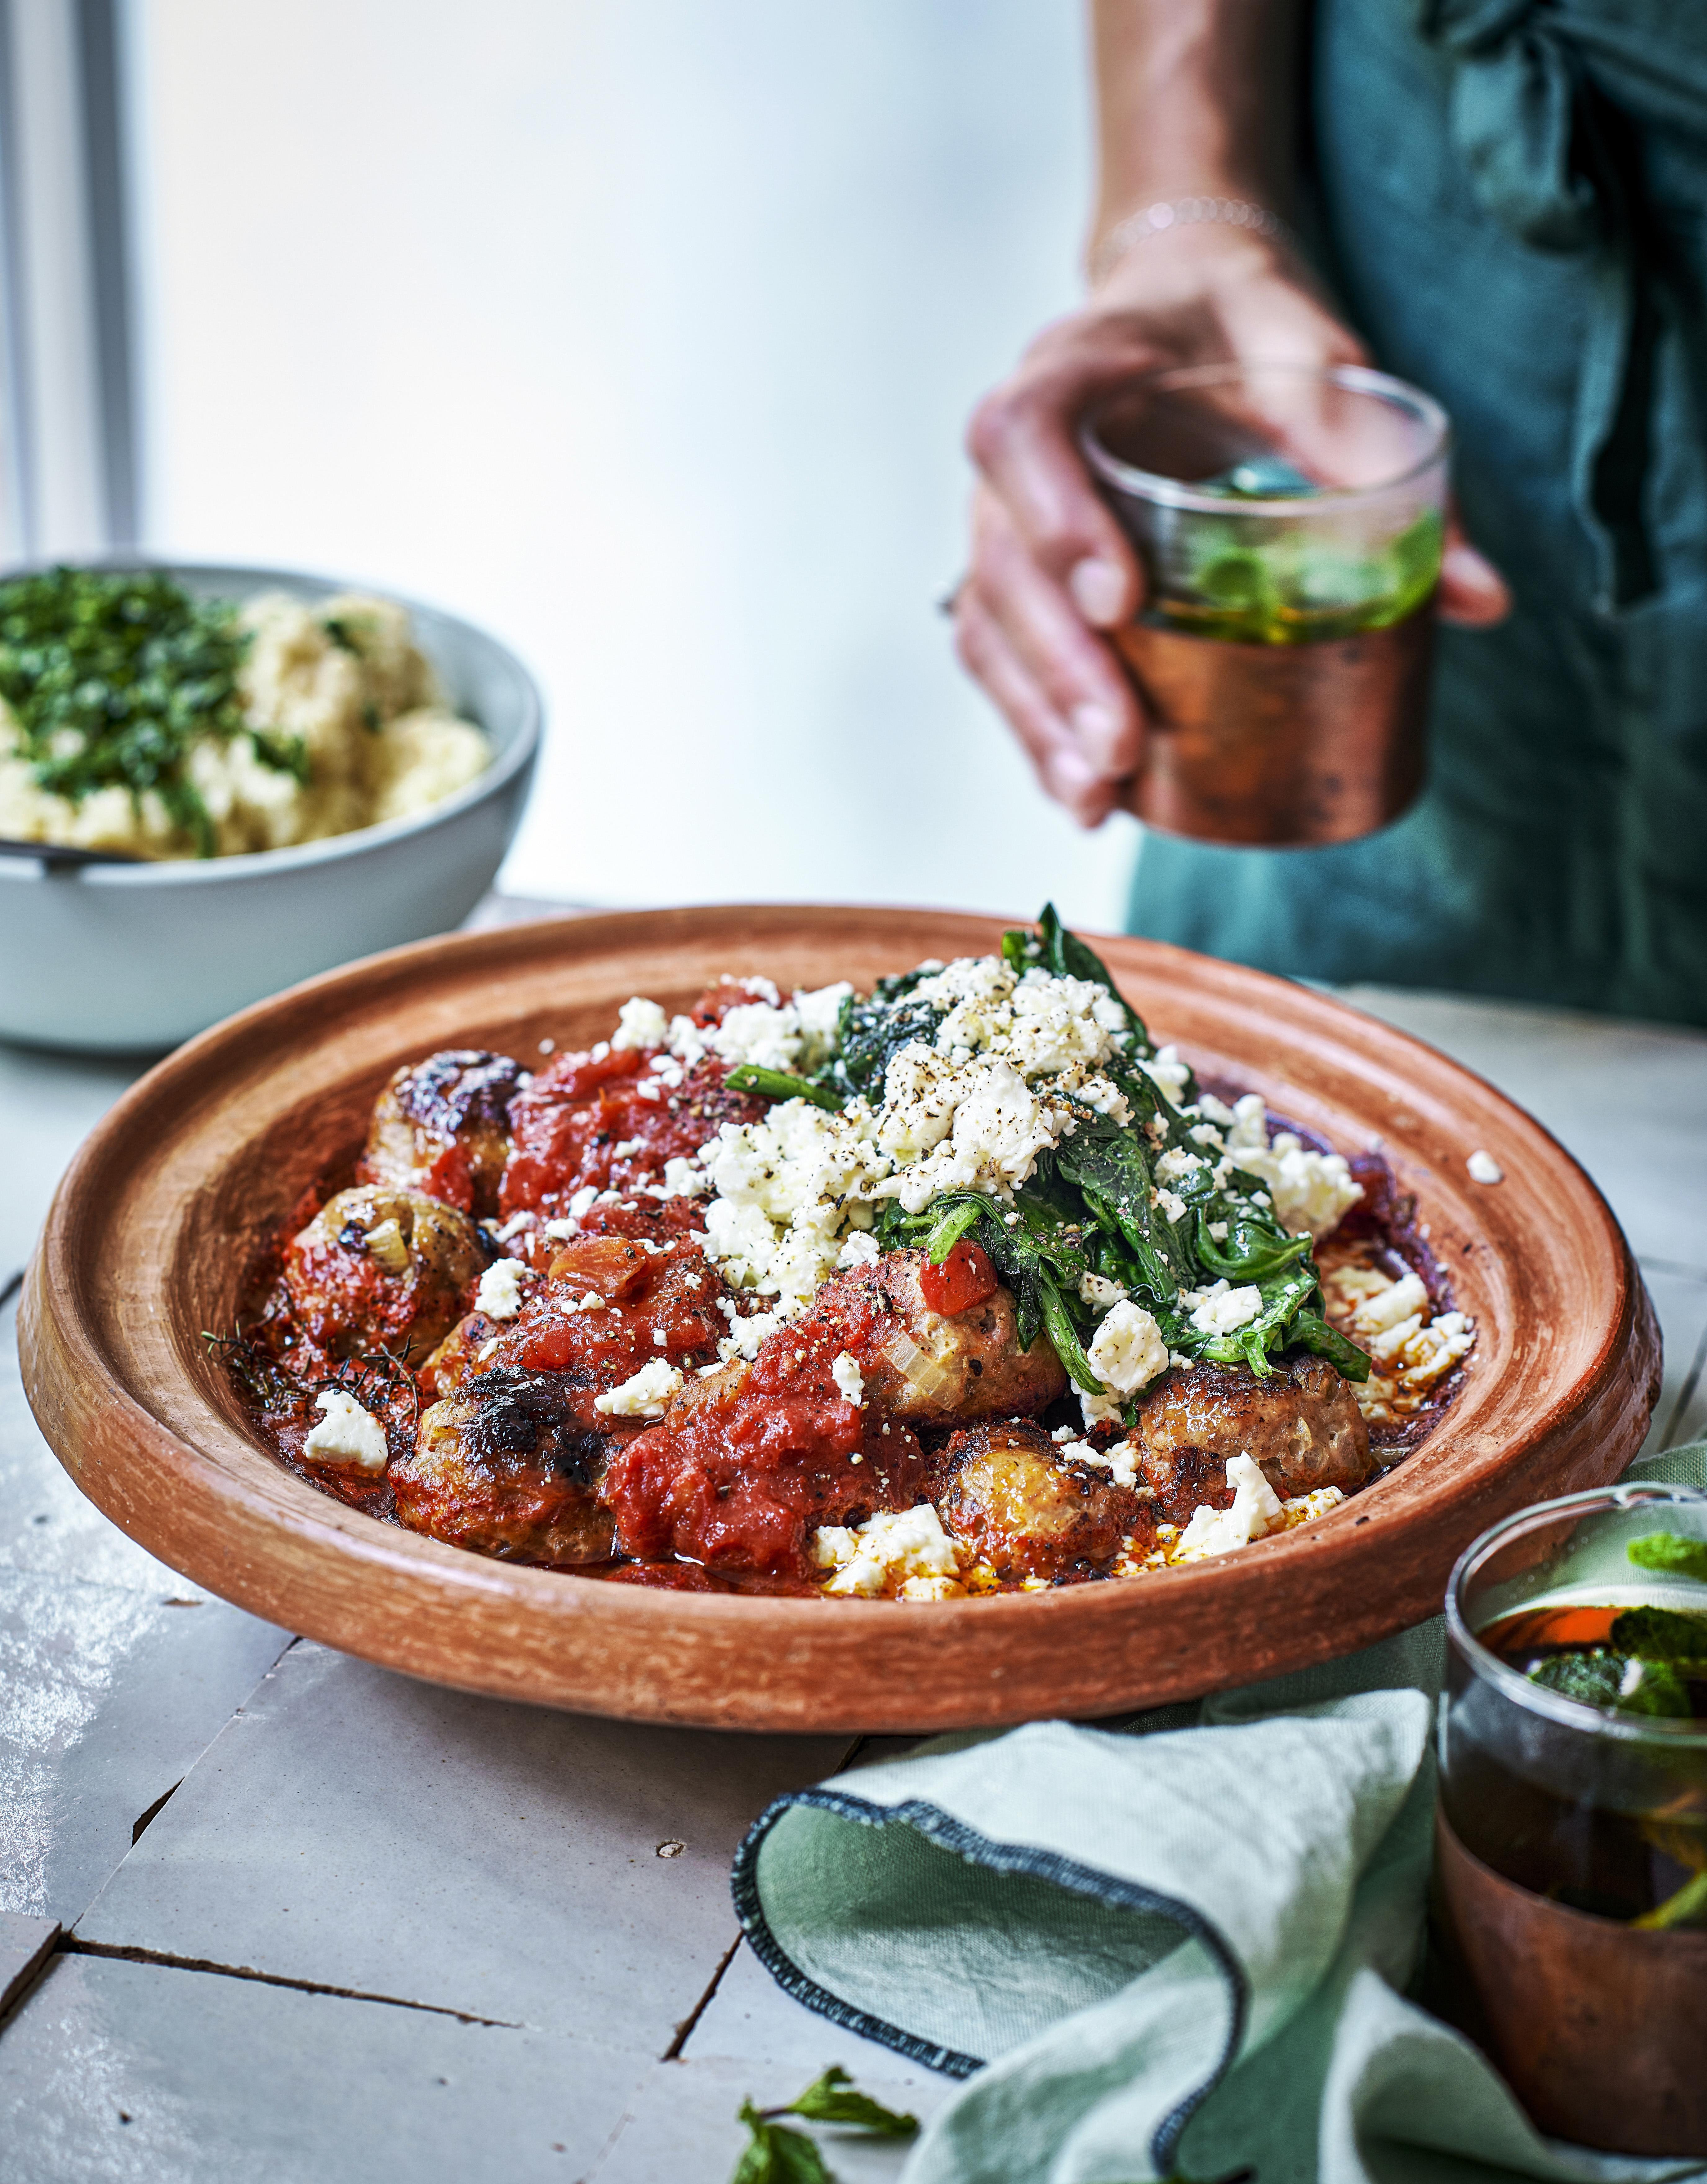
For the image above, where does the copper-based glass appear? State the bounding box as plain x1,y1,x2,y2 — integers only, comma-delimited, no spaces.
1437,1484,1707,2154
1082,363,1449,847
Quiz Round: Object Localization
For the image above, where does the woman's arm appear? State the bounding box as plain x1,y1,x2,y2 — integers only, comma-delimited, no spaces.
955,0,1507,826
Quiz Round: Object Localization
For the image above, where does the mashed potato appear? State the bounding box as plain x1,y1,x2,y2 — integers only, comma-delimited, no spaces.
0,589,491,859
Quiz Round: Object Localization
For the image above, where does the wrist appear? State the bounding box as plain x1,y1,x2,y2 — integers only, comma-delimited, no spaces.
1087,207,1296,305
1088,195,1294,290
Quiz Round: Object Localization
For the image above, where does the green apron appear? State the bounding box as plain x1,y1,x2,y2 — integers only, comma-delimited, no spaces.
1125,0,1707,1027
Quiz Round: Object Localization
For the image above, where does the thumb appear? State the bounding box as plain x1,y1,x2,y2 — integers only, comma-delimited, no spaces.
1437,510,1510,628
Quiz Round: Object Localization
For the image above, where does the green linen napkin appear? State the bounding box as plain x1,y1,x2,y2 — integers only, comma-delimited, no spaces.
732,1447,1707,2184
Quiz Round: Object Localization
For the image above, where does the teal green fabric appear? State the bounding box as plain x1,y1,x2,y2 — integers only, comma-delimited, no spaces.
732,1446,1707,2183
1125,1,1707,1027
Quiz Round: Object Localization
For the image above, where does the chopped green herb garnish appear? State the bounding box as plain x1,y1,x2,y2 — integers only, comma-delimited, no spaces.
1151,504,1443,645
1527,1648,1691,1719
0,565,299,856
1628,1532,1707,1583
1609,1606,1707,1666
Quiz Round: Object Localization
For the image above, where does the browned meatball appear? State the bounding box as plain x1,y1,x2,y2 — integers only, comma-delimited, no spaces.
392,1366,621,1565
356,1048,526,1216
283,1185,488,1369
418,1309,504,1400
939,1418,1145,1582
1133,1354,1372,1510
823,1249,1066,1424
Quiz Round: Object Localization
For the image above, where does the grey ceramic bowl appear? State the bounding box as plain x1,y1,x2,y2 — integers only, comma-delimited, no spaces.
0,561,541,1053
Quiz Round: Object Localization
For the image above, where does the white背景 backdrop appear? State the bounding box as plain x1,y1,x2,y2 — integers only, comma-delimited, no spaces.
125,0,1141,929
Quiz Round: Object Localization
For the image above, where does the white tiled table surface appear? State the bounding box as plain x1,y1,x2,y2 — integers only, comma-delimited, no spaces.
2,900,1705,2182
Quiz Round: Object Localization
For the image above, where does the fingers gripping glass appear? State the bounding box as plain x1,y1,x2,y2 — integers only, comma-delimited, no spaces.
1081,363,1450,847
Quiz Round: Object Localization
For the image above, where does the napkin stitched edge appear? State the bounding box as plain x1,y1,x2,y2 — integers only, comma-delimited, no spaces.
731,1783,1249,2168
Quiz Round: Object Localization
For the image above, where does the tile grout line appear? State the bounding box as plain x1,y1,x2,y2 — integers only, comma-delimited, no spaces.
660,1931,742,2063
0,1920,62,2033
58,1936,526,2026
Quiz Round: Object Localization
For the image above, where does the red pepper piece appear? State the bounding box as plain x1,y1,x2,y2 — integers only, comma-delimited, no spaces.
918,1238,999,1317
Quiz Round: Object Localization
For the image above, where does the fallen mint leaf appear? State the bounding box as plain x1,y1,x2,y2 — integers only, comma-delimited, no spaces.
787,2065,918,2137
731,2101,834,2184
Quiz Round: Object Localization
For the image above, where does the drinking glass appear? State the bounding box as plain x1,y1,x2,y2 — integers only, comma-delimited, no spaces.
1081,362,1449,847
1437,1483,1707,2154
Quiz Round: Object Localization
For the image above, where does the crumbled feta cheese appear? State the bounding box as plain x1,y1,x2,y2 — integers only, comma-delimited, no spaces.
708,1001,803,1073
831,1351,865,1407
594,1358,684,1418
1197,1093,1237,1127
898,1574,967,1601
1219,1094,1361,1238
610,1138,644,1160
1207,1220,1229,1242
538,1037,556,1056
568,1184,599,1220
1075,1435,1142,1489
1155,1147,1205,1188
1137,1045,1192,1106
1155,1188,1188,1224
1278,1484,1347,1530
660,1156,706,1198
474,1259,527,1320
879,1054,1075,1213
1468,1150,1504,1184
569,1291,605,1311
1087,1300,1170,1394
791,982,853,1070
1349,1271,1430,1337
1320,1259,1476,1423
493,1211,534,1242
303,1388,389,1472
1077,1271,1128,1312
1172,1453,1284,1560
1187,1281,1264,1337
836,1230,880,1270
813,1504,962,1596
612,997,670,1051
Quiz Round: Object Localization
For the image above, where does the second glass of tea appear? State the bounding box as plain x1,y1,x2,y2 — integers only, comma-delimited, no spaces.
1081,362,1449,847
1438,1483,1707,2155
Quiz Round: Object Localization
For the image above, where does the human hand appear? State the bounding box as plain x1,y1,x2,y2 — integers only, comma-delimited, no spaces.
954,228,1510,826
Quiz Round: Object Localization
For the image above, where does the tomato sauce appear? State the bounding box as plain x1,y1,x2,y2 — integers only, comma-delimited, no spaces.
499,1047,766,1223
604,1280,933,1582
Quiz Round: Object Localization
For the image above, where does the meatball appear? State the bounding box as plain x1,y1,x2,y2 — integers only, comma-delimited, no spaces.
418,1309,504,1400
283,1185,488,1369
1133,1353,1372,1511
392,1365,618,1564
356,1048,526,1215
822,1247,1066,1424
939,1418,1145,1582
